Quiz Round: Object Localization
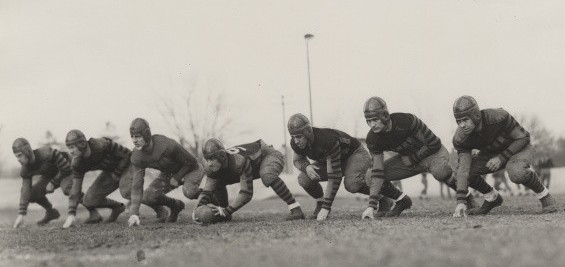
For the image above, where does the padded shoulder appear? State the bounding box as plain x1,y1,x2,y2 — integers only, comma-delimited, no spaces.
482,108,509,125
390,113,415,131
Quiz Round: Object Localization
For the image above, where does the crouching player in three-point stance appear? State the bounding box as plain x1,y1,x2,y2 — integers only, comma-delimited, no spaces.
12,138,74,228
194,138,305,222
452,95,557,217
127,118,205,226
63,130,130,228
361,97,479,219
288,113,403,221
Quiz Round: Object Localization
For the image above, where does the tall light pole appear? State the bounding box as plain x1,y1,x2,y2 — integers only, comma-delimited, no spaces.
304,33,315,124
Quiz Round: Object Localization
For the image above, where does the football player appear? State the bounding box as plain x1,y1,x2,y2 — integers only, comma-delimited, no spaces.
452,95,557,217
127,118,205,226
362,96,477,219
62,130,130,228
194,139,305,222
12,138,74,227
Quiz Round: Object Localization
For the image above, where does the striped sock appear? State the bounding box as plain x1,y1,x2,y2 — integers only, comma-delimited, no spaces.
35,196,53,211
98,198,123,209
468,175,493,194
444,176,457,191
302,182,324,199
270,178,296,205
358,185,370,195
160,196,180,209
379,181,402,200
521,171,545,193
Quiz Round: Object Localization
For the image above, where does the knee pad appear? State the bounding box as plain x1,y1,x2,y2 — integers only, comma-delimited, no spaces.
182,185,200,199
431,165,453,183
261,174,278,187
141,188,160,205
81,194,97,208
507,161,530,184
343,179,362,193
297,172,313,187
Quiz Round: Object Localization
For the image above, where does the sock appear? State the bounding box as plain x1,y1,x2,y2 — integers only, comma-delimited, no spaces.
469,175,493,194
98,198,123,209
270,179,297,205
522,172,545,193
535,187,549,200
160,196,180,209
303,182,324,199
395,192,407,202
316,197,324,203
35,196,53,211
288,202,301,210
380,181,402,200
484,189,499,202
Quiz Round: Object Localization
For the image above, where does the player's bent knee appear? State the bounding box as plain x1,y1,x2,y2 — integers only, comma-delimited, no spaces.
506,161,529,184
344,180,362,193
431,166,452,182
82,194,98,208
297,172,313,187
182,185,200,199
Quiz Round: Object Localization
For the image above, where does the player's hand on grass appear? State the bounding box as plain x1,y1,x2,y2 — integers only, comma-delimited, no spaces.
13,215,24,228
214,206,229,218
317,208,330,221
361,207,374,220
306,165,321,181
191,209,202,224
46,182,55,193
128,215,140,227
62,215,77,228
453,203,467,218
486,157,503,172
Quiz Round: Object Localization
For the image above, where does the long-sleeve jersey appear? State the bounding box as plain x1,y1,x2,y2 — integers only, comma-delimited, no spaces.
365,113,442,208
453,108,530,202
18,147,72,215
197,142,261,214
68,138,131,215
291,127,361,210
129,134,199,215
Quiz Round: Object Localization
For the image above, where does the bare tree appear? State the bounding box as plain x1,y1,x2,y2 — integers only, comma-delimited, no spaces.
159,80,247,158
516,114,556,155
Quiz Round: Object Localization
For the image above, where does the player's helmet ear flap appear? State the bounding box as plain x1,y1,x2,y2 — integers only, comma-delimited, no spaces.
453,95,481,125
12,138,35,162
363,96,390,124
202,138,227,164
129,118,152,143
65,129,88,153
287,113,314,141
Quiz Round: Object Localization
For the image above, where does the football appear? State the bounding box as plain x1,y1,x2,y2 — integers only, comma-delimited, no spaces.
194,205,223,224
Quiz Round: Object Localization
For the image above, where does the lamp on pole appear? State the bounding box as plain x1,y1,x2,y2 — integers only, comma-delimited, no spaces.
304,33,315,124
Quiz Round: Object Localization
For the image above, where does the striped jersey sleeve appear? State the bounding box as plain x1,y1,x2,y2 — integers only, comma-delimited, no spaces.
367,153,385,209
170,142,198,183
129,164,146,216
322,141,343,210
405,116,442,165
454,151,473,204
18,177,33,215
497,113,530,162
107,140,131,177
49,149,72,186
293,152,310,172
225,160,254,214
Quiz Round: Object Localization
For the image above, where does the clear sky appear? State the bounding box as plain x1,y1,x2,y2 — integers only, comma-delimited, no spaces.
2,0,565,167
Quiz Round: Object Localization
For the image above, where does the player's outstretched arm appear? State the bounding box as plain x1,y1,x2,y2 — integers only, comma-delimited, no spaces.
128,166,145,227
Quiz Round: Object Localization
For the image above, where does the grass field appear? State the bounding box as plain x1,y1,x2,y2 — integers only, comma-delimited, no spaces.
1,194,565,267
